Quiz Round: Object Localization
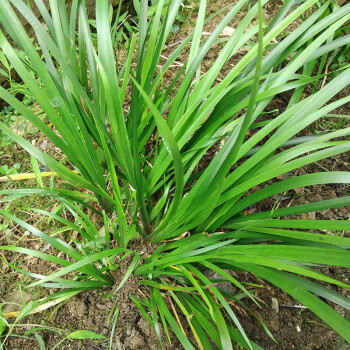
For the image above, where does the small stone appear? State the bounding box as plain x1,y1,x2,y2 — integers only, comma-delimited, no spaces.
222,26,235,37
269,320,279,332
66,299,86,318
137,318,153,338
307,212,316,220
1,261,9,273
98,226,106,236
126,325,135,336
203,270,234,294
39,139,48,150
271,298,279,314
3,291,34,314
128,333,144,348
229,270,238,278
110,337,122,350
335,340,350,350
296,325,301,332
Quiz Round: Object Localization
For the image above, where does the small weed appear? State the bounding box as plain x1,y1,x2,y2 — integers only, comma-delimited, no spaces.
0,95,37,148
314,116,349,133
0,163,21,176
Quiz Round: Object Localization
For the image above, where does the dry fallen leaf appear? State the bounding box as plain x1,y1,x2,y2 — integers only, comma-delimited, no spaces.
202,26,235,37
221,26,235,36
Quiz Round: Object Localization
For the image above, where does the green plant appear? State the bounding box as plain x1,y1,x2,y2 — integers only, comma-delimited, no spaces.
303,0,350,90
146,0,186,34
1,0,350,349
0,95,37,148
0,288,77,349
0,292,41,349
0,163,20,176
0,105,18,147
314,114,349,132
49,330,105,350
0,290,105,350
89,2,136,50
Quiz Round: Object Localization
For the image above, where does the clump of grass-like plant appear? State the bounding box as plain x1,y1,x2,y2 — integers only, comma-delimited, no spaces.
1,0,350,348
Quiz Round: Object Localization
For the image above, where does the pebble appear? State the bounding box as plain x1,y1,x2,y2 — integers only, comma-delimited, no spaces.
96,303,107,310
126,325,136,336
271,297,279,314
203,269,234,294
3,291,34,313
128,334,144,348
1,261,9,273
